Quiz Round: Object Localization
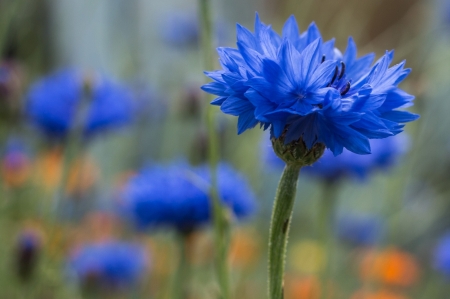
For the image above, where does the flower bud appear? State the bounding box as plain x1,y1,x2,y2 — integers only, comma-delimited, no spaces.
16,230,42,282
271,135,325,167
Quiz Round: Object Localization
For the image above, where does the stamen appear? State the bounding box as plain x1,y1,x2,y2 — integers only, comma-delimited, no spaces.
338,61,346,80
328,66,339,87
340,82,351,96
321,55,326,63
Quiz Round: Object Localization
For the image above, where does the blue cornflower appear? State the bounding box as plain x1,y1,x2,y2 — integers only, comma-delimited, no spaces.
68,241,148,289
334,213,384,246
121,161,256,233
434,233,450,278
26,69,133,138
202,14,418,156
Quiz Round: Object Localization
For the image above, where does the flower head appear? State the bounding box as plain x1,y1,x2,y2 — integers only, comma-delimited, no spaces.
203,14,418,156
121,161,256,233
26,69,133,139
68,241,148,289
359,247,420,287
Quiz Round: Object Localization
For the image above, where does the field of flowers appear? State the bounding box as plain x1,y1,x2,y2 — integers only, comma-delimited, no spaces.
0,0,449,298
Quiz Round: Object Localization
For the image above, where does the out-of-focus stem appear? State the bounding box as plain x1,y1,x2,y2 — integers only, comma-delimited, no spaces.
51,84,91,219
318,181,338,299
172,233,190,299
198,1,231,299
268,163,301,299
51,130,83,221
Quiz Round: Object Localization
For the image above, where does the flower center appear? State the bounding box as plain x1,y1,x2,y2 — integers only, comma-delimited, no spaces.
324,60,351,96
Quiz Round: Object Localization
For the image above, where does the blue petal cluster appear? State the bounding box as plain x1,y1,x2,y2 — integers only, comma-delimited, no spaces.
121,161,256,232
203,14,419,155
434,233,450,278
263,135,408,181
68,241,148,288
334,213,384,246
26,70,133,138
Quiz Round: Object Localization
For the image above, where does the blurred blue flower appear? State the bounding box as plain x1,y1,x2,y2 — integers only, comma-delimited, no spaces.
68,241,148,289
434,233,450,278
334,213,384,246
438,0,450,28
121,161,257,233
263,135,408,181
2,136,30,159
160,12,227,48
202,14,418,155
26,69,133,138
0,64,9,94
304,135,409,181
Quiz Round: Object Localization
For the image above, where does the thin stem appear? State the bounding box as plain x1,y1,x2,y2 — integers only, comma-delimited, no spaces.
172,233,190,299
51,123,84,218
318,181,338,299
268,163,302,299
51,85,92,221
198,1,230,299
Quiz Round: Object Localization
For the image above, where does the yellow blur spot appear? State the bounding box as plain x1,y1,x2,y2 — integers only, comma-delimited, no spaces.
290,240,326,274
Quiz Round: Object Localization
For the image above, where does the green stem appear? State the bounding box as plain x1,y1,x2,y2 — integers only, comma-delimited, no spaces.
318,181,338,299
172,233,190,299
51,125,83,217
51,85,92,220
198,1,231,299
268,163,302,299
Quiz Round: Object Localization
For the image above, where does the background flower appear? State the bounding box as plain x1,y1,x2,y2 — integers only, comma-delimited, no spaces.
68,241,148,289
121,161,257,233
303,135,409,181
433,232,450,278
334,212,384,246
26,69,134,138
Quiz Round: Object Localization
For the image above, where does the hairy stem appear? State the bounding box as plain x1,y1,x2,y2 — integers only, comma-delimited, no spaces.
268,164,302,299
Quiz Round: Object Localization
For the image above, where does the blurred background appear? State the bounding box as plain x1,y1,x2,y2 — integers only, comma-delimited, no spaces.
0,0,448,298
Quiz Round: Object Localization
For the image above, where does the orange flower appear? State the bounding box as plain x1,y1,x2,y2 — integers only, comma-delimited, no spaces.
351,289,410,299
34,148,99,196
358,247,419,287
33,147,63,191
229,228,261,269
285,275,321,299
